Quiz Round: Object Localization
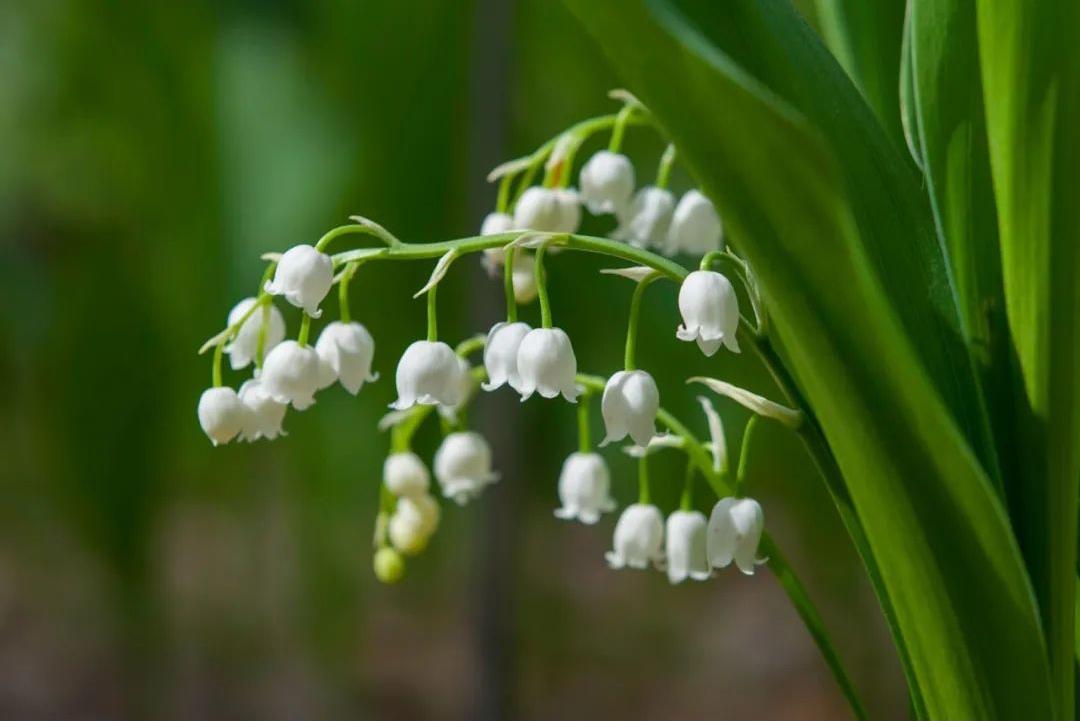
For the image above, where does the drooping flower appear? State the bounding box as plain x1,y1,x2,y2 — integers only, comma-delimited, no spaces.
605,503,665,570
600,370,659,447
389,493,441,555
224,297,285,370
383,451,431,497
197,386,246,446
553,188,581,234
264,244,334,318
707,497,767,575
437,356,475,423
553,452,616,524
665,510,711,584
260,340,323,410
579,150,635,215
390,340,462,410
676,270,741,356
238,378,287,441
666,190,723,256
513,187,563,232
482,321,532,393
480,212,516,277
511,252,538,304
516,327,580,402
314,321,377,394
614,186,675,248
434,431,499,505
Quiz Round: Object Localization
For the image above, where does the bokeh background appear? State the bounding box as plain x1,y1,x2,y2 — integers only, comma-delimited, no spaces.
0,1,908,718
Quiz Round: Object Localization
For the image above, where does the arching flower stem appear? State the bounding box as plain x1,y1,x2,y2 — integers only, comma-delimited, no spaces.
503,245,518,323
623,271,661,370
637,454,651,505
679,458,695,511
297,313,312,347
735,415,763,498
534,243,553,329
655,143,677,190
577,391,593,453
426,283,438,342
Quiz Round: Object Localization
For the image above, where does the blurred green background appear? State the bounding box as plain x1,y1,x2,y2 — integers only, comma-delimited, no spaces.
0,0,908,718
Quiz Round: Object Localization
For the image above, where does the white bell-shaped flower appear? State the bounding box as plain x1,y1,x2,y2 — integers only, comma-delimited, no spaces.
554,188,581,233
600,370,659,447
513,187,563,232
665,510,711,584
666,190,723,256
605,503,665,570
614,186,675,248
437,357,474,423
238,379,287,441
314,321,377,394
707,497,767,575
434,431,499,505
224,297,285,370
389,493,441,555
579,150,635,215
259,340,323,410
197,386,246,446
481,211,514,236
553,452,616,524
264,244,334,317
390,340,461,410
516,327,580,402
383,451,431,497
676,270,741,356
482,321,532,393
512,252,538,304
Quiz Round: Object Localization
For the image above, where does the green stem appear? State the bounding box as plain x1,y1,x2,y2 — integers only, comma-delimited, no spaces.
679,458,695,511
700,250,724,271
255,303,270,369
608,103,636,153
577,393,592,453
535,243,552,328
496,174,513,214
339,263,355,324
637,454,651,505
426,283,438,341
315,224,392,253
503,246,518,323
297,313,312,347
655,143,677,189
624,272,660,370
735,415,762,497
212,344,223,388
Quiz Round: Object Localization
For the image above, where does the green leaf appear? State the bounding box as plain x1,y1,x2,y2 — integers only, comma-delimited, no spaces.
813,0,907,150
564,0,1054,717
977,1,1080,716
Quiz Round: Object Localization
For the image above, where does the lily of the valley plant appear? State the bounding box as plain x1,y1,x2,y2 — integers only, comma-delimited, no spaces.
196,1,1080,719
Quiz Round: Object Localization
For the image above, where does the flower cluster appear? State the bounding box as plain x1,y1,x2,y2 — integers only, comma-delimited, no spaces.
197,95,792,588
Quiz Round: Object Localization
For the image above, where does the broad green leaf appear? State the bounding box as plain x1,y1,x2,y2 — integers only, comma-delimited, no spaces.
813,0,907,150
909,0,1008,491
564,0,1054,718
977,1,1080,716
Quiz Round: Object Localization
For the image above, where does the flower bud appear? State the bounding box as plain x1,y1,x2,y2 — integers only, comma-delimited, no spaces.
373,547,406,584
238,379,287,441
665,510,711,584
198,386,246,446
516,327,580,402
482,321,532,393
260,340,323,410
383,452,431,497
264,244,334,318
579,150,635,215
707,497,766,575
614,186,675,248
434,431,499,505
600,370,659,447
513,187,562,232
315,321,377,394
676,270,741,356
224,298,285,370
554,452,616,524
605,503,665,570
666,190,723,256
388,494,441,555
390,340,462,410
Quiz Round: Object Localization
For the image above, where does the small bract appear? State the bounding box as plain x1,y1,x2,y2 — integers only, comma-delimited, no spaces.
579,150,635,215
224,297,285,370
198,386,246,446
676,270,741,356
554,452,616,524
707,497,767,575
600,369,660,447
434,431,499,505
260,340,323,410
606,503,665,570
665,510,711,584
238,379,287,441
315,321,378,394
264,244,334,318
390,340,462,410
516,327,580,402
